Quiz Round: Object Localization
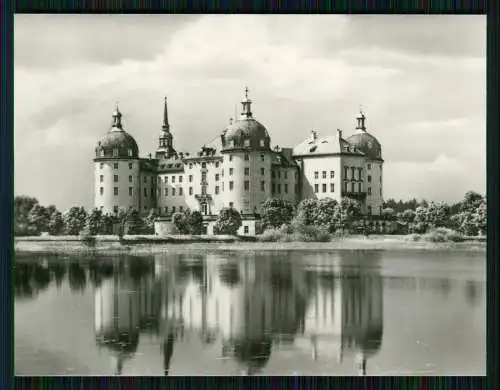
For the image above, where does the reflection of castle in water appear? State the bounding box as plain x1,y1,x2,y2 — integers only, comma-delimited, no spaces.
91,252,384,376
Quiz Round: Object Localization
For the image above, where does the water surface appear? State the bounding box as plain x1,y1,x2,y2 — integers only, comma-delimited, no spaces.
14,249,485,376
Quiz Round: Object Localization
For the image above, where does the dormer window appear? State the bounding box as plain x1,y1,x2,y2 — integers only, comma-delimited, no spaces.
128,148,133,157
202,162,207,169
260,139,265,147
100,149,105,157
113,148,119,157
244,139,250,147
229,140,235,148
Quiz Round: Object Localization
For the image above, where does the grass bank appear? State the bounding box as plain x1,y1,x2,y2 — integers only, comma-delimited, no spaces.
14,234,486,255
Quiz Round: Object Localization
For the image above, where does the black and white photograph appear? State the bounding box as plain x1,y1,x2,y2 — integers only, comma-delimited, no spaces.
14,14,486,376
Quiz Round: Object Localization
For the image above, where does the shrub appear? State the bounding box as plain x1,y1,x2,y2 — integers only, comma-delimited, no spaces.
259,228,283,242
422,228,465,243
214,208,242,235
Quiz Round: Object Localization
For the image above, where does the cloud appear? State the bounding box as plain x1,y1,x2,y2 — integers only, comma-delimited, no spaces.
13,15,486,210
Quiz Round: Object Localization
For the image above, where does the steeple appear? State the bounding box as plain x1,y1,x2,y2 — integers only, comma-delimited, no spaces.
162,97,170,132
240,86,253,119
356,106,366,131
111,102,123,130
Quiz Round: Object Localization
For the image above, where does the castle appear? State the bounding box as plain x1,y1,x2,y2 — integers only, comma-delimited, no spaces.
94,88,384,235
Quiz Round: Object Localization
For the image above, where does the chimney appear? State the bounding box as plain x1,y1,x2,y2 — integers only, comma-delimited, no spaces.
337,128,343,140
311,130,317,141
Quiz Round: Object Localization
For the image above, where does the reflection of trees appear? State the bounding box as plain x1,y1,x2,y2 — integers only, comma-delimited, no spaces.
218,262,241,287
14,262,36,299
465,280,482,307
68,261,87,293
48,261,67,288
232,338,273,375
31,262,52,293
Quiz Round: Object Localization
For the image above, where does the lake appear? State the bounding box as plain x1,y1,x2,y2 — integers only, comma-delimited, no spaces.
14,248,486,376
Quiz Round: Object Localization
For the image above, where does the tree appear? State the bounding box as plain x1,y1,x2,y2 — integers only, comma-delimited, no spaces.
339,197,361,230
63,207,88,235
314,198,341,233
260,199,295,230
400,209,416,223
186,210,204,235
172,211,189,234
83,208,104,236
214,208,242,235
460,191,484,213
474,200,486,235
47,211,64,235
27,204,50,234
144,208,157,234
125,209,145,235
294,198,319,227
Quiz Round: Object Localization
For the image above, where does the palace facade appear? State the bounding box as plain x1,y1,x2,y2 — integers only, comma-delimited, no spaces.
93,88,384,235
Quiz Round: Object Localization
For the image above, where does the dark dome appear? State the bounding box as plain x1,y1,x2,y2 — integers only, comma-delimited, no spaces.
221,118,271,151
346,132,382,161
95,130,139,159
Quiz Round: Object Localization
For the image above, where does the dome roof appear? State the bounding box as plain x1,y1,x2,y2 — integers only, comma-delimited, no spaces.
95,106,139,159
346,132,382,161
220,88,271,151
345,112,382,161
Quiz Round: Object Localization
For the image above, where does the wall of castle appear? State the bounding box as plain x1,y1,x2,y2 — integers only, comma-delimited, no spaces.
297,156,342,202
271,166,299,205
138,172,157,215
364,160,384,216
94,159,140,215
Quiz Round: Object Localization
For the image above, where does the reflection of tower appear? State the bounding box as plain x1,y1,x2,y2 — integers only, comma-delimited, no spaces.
94,260,141,376
304,252,384,376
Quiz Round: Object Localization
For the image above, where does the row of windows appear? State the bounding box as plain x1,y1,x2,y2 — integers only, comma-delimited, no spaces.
314,183,336,194
97,148,134,158
271,183,299,195
340,182,381,196
187,161,220,169
99,162,135,170
343,167,363,181
314,170,335,180
227,139,266,148
99,187,155,197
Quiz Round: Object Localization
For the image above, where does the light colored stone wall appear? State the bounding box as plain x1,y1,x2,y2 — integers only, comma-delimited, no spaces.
365,160,384,216
297,156,342,201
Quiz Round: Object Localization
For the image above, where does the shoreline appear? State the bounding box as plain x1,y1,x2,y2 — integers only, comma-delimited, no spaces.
14,234,486,255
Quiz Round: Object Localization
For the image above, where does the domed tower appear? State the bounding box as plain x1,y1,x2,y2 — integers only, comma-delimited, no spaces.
94,104,140,215
346,110,384,216
219,88,272,215
155,97,177,160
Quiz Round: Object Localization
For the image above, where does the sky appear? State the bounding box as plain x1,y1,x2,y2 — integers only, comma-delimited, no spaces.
14,14,486,211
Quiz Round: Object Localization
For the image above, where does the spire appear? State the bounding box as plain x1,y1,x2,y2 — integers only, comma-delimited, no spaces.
111,102,123,130
356,105,366,131
162,96,170,132
240,86,253,119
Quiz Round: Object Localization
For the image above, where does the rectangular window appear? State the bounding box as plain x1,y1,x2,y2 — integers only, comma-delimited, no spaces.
172,206,176,213
351,167,355,179
113,149,118,157
100,175,103,183
189,175,193,182
100,163,104,169
179,206,183,212
189,163,193,169
179,188,183,196
229,181,234,190
114,187,118,196
151,187,154,196
358,168,363,180
229,168,234,176
284,184,288,193
229,202,234,208
314,171,319,179
144,188,147,197
330,183,335,192
201,187,206,196
351,182,355,192
278,170,281,179
172,176,176,183
114,163,119,169
367,175,372,183
202,162,206,169
165,188,168,196
244,153,249,160
380,188,382,196
229,155,233,162
100,187,103,195
284,171,288,179
215,162,220,168
128,175,132,183
164,176,168,183
260,167,265,176
368,206,372,215
244,167,249,176
172,188,176,196
113,205,118,213
344,181,348,192
367,163,371,170
260,140,265,147
272,183,276,194
272,171,275,179
129,163,133,169
277,184,281,194
179,176,183,183
114,175,118,182
322,184,327,193
314,184,319,193
344,166,348,179
330,170,335,179
322,171,326,179
244,225,249,234
368,187,372,195
201,172,207,182
244,181,250,190
215,186,220,195
260,181,265,191
189,187,193,195
215,173,220,181
128,149,133,157
129,187,133,196
144,177,147,184
359,183,362,192
164,206,168,213
260,154,265,162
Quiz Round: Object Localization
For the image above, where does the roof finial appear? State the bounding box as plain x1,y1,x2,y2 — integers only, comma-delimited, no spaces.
245,86,249,99
240,86,253,119
112,102,122,129
356,106,366,132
